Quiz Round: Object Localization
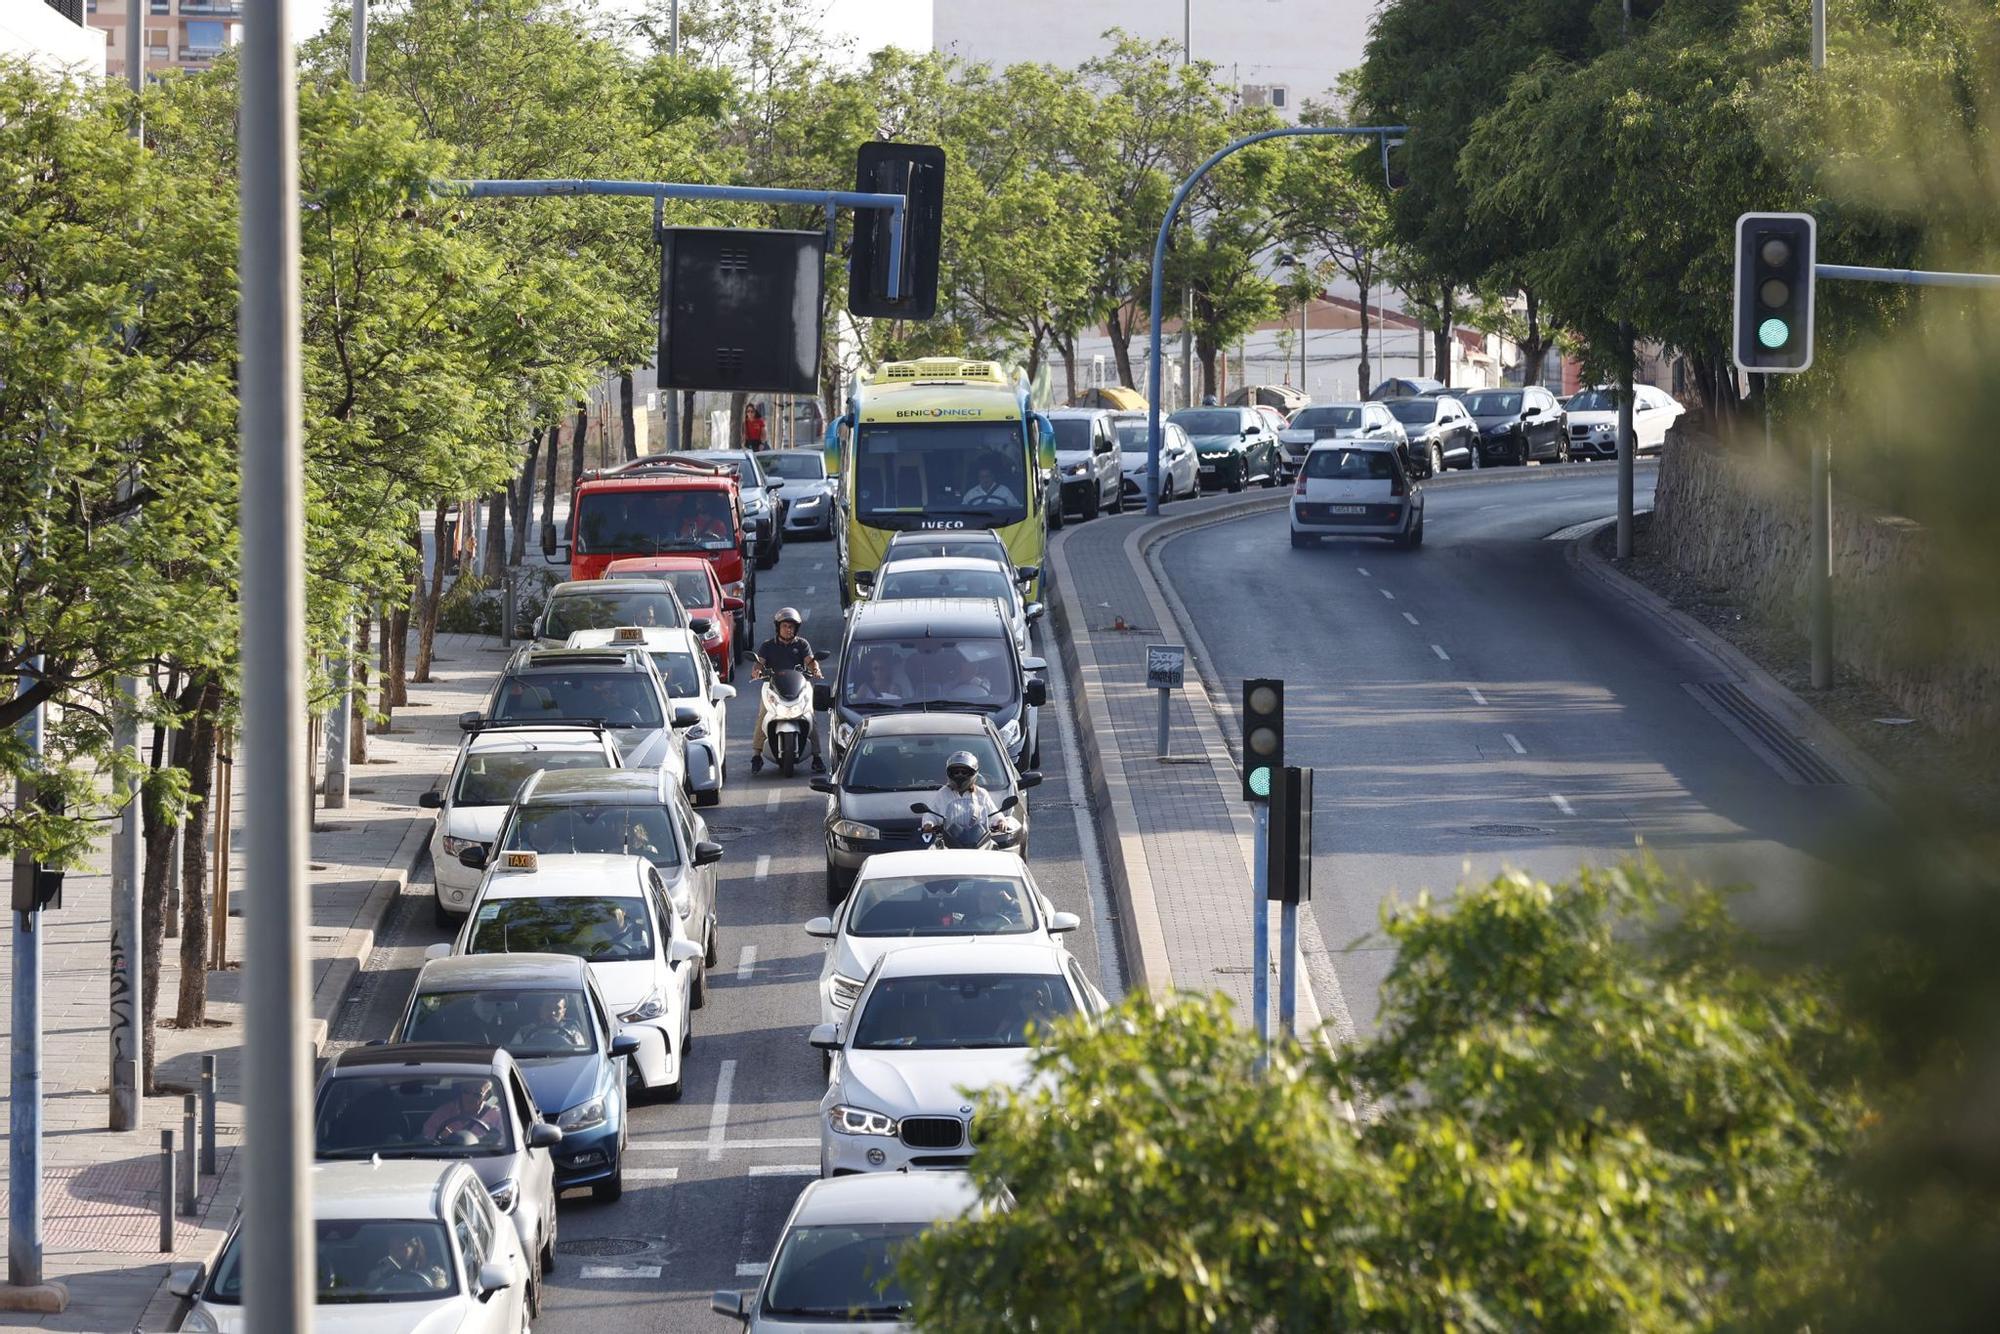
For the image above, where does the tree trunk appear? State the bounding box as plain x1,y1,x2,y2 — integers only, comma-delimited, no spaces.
173,675,223,1028
373,609,393,731
511,432,542,557
728,391,748,451
620,370,639,462
139,684,189,1093
1057,331,1079,405
1434,290,1457,388
350,613,371,762
481,488,508,581
681,391,696,448
1106,309,1136,389
1356,266,1374,399
1517,286,1547,389
387,600,410,710
569,400,589,494
414,502,452,682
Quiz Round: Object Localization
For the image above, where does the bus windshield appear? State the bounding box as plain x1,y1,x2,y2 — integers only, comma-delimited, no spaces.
851,422,1028,530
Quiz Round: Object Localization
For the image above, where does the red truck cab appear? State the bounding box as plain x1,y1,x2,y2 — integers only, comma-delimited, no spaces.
544,457,755,650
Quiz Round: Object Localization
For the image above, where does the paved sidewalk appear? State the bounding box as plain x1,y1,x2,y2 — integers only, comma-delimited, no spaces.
0,631,509,1330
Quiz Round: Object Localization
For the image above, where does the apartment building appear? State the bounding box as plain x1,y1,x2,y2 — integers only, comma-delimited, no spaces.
2,0,106,78
87,0,239,81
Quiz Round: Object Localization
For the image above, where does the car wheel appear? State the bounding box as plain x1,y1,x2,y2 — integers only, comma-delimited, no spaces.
432,897,455,931
1515,439,1530,466
756,543,778,571
1226,461,1246,493
691,960,708,1010
541,1218,556,1274
694,786,720,808
1290,529,1314,549
1430,443,1444,478
1048,496,1064,531
526,1252,543,1319
1107,479,1125,513
592,1161,624,1204
825,861,849,904
1081,487,1099,521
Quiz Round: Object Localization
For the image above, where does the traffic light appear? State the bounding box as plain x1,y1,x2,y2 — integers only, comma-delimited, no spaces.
1732,212,1816,374
848,141,945,321
1241,678,1283,802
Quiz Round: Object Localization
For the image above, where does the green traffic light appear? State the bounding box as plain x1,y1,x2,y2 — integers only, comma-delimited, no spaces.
1758,317,1790,349
1248,766,1272,798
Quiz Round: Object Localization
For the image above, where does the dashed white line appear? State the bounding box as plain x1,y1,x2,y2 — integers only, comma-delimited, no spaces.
765,788,781,811
1356,566,1371,577
625,1167,681,1181
804,585,815,596
754,853,771,879
735,945,758,982
1504,733,1527,755
1379,588,1395,601
706,1060,736,1161
1431,644,1451,661
735,1262,769,1278
1402,612,1419,626
583,1264,663,1280
1550,793,1576,816
747,1164,818,1177
1466,686,1488,705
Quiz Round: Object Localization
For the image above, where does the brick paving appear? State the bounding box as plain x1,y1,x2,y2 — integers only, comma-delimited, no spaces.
0,631,507,1330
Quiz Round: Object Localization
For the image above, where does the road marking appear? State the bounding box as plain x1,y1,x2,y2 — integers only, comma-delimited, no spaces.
1504,733,1526,755
804,585,815,596
1402,612,1419,626
1356,566,1371,577
736,1263,769,1278
1379,588,1395,601
754,854,771,879
1431,644,1451,661
813,561,826,571
629,1136,820,1151
736,945,757,982
1550,793,1576,816
764,789,780,811
748,1164,818,1177
707,1060,736,1161
582,1264,663,1280
1466,686,1488,705
625,1167,681,1181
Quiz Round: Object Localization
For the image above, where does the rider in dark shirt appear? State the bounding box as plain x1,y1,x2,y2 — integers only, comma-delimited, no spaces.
751,608,822,773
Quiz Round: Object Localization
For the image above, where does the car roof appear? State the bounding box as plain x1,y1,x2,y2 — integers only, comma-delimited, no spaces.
504,646,651,673
566,627,704,655
479,852,650,899
310,1159,467,1221
604,557,714,575
1307,439,1397,454
855,848,1029,881
885,529,1006,547
1045,407,1111,420
789,1172,984,1228
845,598,1011,638
414,952,591,991
873,940,1069,978
549,579,678,597
855,712,990,738
328,1043,507,1076
464,727,610,755
518,766,673,805
876,557,1009,576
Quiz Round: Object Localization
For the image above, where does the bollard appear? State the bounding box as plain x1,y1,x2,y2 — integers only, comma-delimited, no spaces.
158,1129,175,1252
179,1095,198,1216
200,1056,218,1176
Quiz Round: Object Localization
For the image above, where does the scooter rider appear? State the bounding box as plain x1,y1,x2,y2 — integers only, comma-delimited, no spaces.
927,750,1001,828
751,607,822,774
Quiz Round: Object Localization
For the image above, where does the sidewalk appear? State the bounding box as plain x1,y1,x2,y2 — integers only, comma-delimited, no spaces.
0,631,508,1330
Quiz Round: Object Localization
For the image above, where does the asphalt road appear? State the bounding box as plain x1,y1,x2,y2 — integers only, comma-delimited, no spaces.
1158,458,1877,1034
326,525,1118,1334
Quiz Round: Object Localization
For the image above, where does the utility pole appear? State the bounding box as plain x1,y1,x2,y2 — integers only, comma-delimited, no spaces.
669,0,680,57
1808,0,1832,686
239,0,313,1327
7,664,51,1301
1615,0,1636,560
350,0,366,85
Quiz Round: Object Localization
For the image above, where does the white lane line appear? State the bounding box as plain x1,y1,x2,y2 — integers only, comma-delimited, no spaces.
1550,793,1576,816
1466,686,1488,705
1504,733,1527,755
706,1060,736,1161
813,561,826,571
754,853,771,879
1356,566,1371,577
625,1167,681,1181
1379,588,1395,601
629,1136,820,1151
735,945,758,982
736,1263,769,1278
804,585,815,596
764,789,780,811
1431,644,1451,661
748,1164,818,1177
1402,612,1419,626
582,1264,663,1280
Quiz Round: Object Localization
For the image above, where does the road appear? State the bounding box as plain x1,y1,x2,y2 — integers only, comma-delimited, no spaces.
326,530,1118,1333
1159,459,1877,1034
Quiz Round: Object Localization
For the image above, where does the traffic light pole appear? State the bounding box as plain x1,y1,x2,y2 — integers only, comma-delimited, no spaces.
1251,803,1270,1061
8,663,46,1295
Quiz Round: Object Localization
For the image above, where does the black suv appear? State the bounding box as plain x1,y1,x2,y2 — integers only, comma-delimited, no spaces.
1464,386,1569,466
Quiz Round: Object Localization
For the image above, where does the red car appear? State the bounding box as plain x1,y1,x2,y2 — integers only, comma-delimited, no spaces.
603,556,743,680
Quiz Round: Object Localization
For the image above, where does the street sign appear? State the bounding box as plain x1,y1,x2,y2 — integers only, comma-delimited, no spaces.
1145,644,1186,690
659,227,826,395
1266,766,1313,903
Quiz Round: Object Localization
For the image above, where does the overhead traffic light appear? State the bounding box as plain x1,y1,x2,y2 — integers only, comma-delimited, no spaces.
1732,212,1816,374
1241,678,1284,803
848,141,945,321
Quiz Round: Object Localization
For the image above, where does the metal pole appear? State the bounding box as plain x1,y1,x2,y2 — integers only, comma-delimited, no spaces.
1251,803,1270,1060
1155,688,1170,759
323,619,350,809
1812,0,1825,70
1299,285,1308,396
200,1056,218,1176
179,1096,198,1216
125,0,143,103
350,0,366,85
110,684,142,1131
1616,328,1635,559
158,1131,174,1253
239,0,313,1326
670,0,679,57
1809,0,1831,687
8,663,45,1288
1278,899,1298,1040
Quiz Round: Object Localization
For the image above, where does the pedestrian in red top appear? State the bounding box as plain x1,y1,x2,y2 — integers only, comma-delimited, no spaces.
743,402,767,451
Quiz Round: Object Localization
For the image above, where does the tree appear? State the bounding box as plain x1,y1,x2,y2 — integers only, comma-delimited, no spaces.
1276,127,1392,396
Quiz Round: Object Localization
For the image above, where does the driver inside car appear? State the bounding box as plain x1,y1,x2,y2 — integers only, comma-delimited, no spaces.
365,1231,450,1293
420,1077,503,1144
512,993,589,1052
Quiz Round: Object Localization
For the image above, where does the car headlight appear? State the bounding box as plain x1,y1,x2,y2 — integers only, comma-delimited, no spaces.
622,990,667,1022
999,717,1022,746
487,1177,519,1213
828,973,865,1010
1064,463,1088,477
441,834,480,857
830,820,880,841
557,1096,607,1132
829,1104,896,1137
181,1308,220,1334
793,493,823,509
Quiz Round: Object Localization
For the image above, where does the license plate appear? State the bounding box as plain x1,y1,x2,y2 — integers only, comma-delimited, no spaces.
1199,465,1216,474
1330,505,1367,515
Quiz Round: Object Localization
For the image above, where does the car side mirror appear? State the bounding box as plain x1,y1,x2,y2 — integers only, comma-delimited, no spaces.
809,776,837,794
672,703,701,728
767,478,786,490
1015,565,1039,585
457,846,488,871
692,839,724,867
722,595,745,612
1017,770,1044,790
808,1023,842,1051
458,711,484,732
909,802,933,816
540,521,560,561
1021,656,1046,673
1025,602,1045,623
804,916,836,939
477,1260,512,1298
1048,911,1081,934
529,1121,564,1148
424,942,452,962
711,682,737,702
999,794,1020,812
418,790,444,809
711,1289,750,1322
168,1263,206,1301
854,571,875,592
1242,426,1257,438
610,1032,642,1058
1024,680,1047,708
812,682,833,712
670,938,704,964
689,616,713,637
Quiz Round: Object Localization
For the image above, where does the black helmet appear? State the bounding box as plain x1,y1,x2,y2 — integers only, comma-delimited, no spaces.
773,606,803,629
945,750,980,783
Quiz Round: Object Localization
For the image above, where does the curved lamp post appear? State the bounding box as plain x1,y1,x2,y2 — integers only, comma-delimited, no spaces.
1144,125,1407,514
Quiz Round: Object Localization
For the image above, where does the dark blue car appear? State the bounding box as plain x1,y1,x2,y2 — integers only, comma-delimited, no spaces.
393,953,637,1203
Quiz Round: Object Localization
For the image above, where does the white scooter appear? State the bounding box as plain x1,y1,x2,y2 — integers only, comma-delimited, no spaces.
910,793,1022,852
755,660,817,777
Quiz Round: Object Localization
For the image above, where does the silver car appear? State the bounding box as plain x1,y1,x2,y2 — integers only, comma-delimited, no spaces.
1109,414,1199,505
1045,408,1126,519
712,1173,997,1330
763,448,839,537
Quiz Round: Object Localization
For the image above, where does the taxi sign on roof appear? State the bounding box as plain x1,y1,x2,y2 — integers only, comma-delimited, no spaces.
613,626,647,643
501,851,539,872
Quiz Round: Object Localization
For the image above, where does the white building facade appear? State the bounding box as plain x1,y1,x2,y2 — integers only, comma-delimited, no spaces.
2,0,106,80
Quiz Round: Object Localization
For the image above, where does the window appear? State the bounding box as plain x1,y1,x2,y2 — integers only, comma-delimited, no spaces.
1288,407,1362,432
845,875,1034,937
851,973,1077,1050
851,422,1029,527
503,802,681,867
1462,390,1523,417
467,896,656,964
841,733,1005,792
491,670,663,729
403,989,596,1059
1068,961,1101,1017
452,1190,489,1281
1271,87,1287,109
542,588,687,636
314,1074,512,1158
184,19,225,49
574,491,735,555
1168,409,1251,437
509,1072,537,1128
207,1221,459,1304
875,567,1013,605
759,452,824,481
840,637,1014,711
647,649,704,698
1303,448,1397,481
451,749,605,807
762,1222,922,1320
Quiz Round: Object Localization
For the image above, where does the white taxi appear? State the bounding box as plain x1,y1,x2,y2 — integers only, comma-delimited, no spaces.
567,626,735,807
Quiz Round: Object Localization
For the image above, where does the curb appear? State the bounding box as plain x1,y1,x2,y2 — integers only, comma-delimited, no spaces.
1568,532,1898,798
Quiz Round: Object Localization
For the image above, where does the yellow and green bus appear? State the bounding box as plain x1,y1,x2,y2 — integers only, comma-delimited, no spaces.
825,358,1058,605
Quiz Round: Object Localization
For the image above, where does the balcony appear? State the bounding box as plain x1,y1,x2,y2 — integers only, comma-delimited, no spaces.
179,44,224,63
178,1,242,14
46,0,85,24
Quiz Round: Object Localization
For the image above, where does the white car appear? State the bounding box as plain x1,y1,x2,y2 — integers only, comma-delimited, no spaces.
1278,402,1407,474
1109,415,1199,506
438,851,708,1101
1290,440,1425,549
864,557,1043,655
1563,384,1686,459
566,626,736,806
422,722,621,927
171,1159,532,1333
804,850,1081,1029
812,940,1108,1176
712,1173,996,1330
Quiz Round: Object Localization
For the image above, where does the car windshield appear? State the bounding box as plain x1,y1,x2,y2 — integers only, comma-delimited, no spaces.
1048,418,1094,451
760,1222,920,1320
1290,407,1362,431
467,896,655,964
574,491,736,554
851,422,1030,529
1384,400,1437,425
648,650,704,698
500,803,681,868
207,1220,460,1305
543,589,686,637
1567,389,1620,411
491,671,663,729
841,733,1005,792
1110,420,1152,448
451,749,605,808
402,987,597,1058
875,567,1014,606
841,638,1014,711
758,452,825,481
1464,391,1523,416
852,972,1077,1049
315,1074,512,1160
1169,409,1246,437
847,875,1034,937
608,569,714,610
1305,449,1397,481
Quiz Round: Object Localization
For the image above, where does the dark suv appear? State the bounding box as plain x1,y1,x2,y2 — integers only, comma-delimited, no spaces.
1463,386,1569,466
1168,406,1283,492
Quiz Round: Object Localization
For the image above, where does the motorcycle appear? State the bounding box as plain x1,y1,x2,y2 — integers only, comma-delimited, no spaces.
909,793,1022,852
756,659,817,777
